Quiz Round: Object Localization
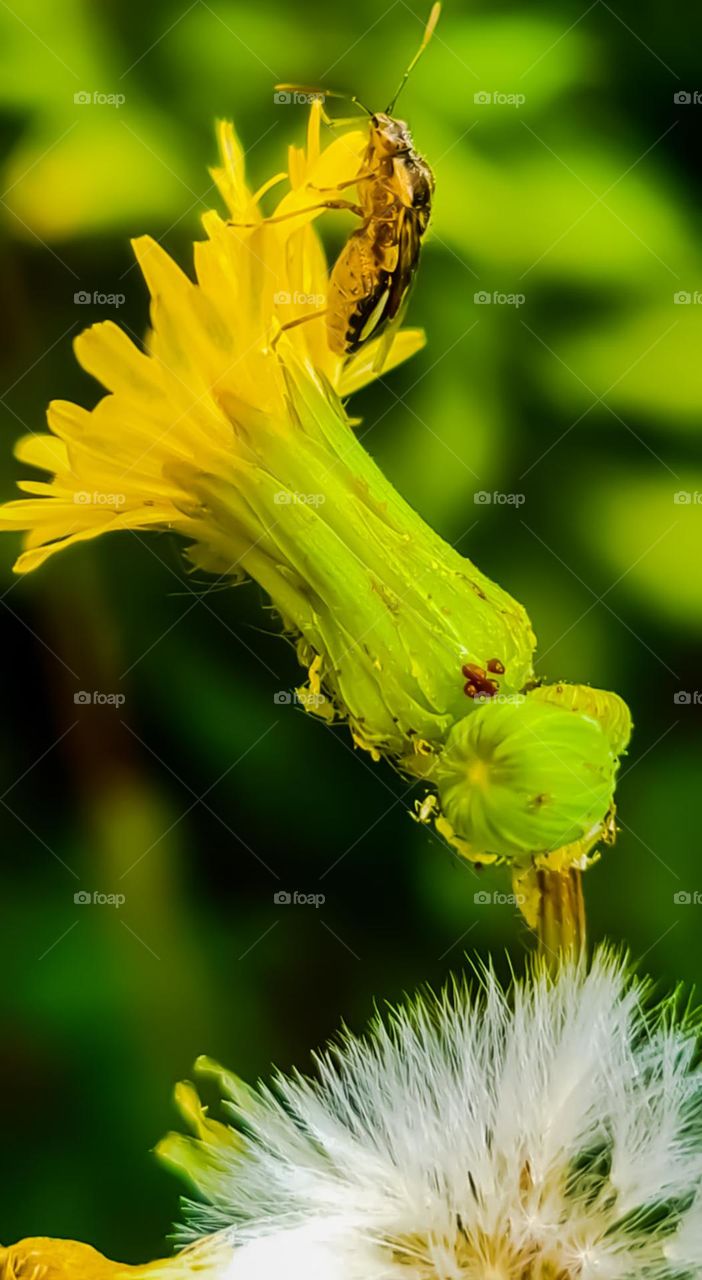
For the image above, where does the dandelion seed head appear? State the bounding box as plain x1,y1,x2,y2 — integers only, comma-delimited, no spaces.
158,949,702,1280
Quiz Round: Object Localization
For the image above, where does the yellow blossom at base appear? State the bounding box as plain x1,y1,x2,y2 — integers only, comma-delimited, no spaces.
0,1237,223,1279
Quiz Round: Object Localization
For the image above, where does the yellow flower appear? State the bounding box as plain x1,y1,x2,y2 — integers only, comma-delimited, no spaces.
0,107,631,909
0,103,423,576
0,1236,224,1278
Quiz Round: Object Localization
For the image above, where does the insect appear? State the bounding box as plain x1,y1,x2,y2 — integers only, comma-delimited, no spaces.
235,4,440,361
323,96,436,359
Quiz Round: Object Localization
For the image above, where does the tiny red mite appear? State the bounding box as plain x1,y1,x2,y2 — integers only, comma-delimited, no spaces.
462,663,500,700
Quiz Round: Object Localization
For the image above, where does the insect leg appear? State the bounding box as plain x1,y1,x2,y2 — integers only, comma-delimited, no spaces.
228,199,365,229
319,108,367,129
309,170,377,192
271,309,328,349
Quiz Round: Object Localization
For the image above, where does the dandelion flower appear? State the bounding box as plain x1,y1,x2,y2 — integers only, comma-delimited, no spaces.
0,107,631,901
6,948,702,1278
0,106,421,577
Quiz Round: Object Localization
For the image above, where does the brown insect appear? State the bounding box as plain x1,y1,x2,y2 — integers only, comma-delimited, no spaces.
235,4,440,363
323,102,435,359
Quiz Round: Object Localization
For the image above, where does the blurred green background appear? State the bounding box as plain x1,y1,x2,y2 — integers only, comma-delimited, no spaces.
1,0,701,1262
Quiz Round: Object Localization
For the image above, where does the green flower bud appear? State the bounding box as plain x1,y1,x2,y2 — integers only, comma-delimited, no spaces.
432,696,617,864
527,681,632,757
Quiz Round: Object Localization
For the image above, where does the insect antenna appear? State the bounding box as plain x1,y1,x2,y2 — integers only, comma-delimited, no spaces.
385,1,441,113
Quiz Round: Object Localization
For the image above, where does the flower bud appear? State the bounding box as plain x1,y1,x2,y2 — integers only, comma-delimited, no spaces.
433,695,617,863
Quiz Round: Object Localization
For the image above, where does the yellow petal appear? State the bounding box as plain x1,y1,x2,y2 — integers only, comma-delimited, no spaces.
14,433,70,474
0,1237,220,1278
275,128,366,225
74,322,156,399
0,498,94,526
11,506,176,574
306,98,322,167
16,480,71,497
156,1072,244,1198
209,119,251,221
337,327,426,397
194,1053,257,1109
131,236,193,306
45,399,92,441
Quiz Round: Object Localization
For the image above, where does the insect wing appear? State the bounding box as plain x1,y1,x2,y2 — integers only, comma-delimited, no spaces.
370,212,420,371
387,209,422,321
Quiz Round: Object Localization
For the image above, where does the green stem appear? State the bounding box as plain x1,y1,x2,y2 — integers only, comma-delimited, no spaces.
537,867,587,963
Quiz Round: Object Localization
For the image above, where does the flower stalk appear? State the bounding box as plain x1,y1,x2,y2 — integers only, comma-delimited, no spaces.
536,866,587,959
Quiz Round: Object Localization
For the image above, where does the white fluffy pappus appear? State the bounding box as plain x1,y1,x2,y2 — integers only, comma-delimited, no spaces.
167,948,702,1280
